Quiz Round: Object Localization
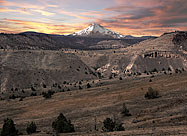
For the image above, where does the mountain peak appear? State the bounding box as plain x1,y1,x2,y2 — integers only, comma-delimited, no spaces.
90,23,102,27
71,23,126,39
90,23,99,26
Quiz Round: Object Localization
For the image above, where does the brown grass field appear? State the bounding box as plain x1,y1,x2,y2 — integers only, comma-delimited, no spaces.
0,73,187,136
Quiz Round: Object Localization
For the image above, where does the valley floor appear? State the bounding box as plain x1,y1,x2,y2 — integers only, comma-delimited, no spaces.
0,73,187,136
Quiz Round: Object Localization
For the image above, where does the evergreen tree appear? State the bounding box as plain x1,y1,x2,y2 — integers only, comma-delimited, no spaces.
121,103,132,116
52,113,75,133
1,118,18,136
26,121,37,134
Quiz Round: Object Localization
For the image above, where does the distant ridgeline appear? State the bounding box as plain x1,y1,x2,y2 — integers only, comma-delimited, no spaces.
0,32,146,50
0,23,158,50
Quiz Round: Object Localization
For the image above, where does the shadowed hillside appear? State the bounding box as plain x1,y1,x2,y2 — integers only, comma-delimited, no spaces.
0,50,97,99
0,32,144,50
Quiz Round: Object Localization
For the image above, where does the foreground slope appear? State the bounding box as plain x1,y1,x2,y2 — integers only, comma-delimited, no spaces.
0,73,186,135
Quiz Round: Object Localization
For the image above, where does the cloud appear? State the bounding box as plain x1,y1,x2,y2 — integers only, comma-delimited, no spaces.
97,0,187,36
32,9,55,16
0,0,186,36
47,4,59,8
0,7,32,15
0,0,59,10
0,0,43,9
80,11,104,18
0,18,86,34
58,10,93,20
0,0,7,5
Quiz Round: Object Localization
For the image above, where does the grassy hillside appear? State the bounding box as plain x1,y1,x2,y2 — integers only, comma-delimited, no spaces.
0,50,97,99
0,73,186,135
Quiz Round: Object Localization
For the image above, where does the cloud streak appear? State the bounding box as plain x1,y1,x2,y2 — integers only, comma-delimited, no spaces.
0,7,32,15
0,18,87,34
32,9,55,16
97,0,187,36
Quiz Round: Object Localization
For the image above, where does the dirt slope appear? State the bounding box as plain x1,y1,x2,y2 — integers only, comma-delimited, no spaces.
75,31,187,77
0,50,96,94
0,73,186,135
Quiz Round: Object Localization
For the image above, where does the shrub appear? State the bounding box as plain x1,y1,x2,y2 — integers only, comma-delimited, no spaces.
30,92,37,96
31,87,36,91
19,97,24,101
87,83,91,88
103,118,115,132
119,77,123,80
114,123,125,131
52,113,75,133
79,86,82,90
26,121,37,134
152,68,158,73
58,85,61,89
97,72,102,79
102,117,124,132
121,103,131,116
137,72,141,76
22,90,25,93
109,75,113,79
43,90,55,99
42,84,46,88
175,69,179,73
144,87,159,99
175,69,182,73
1,118,18,136
9,94,17,99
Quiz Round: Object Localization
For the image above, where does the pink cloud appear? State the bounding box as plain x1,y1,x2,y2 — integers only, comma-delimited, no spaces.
0,7,32,15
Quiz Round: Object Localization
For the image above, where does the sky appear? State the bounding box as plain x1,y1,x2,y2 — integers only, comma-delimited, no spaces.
0,0,187,36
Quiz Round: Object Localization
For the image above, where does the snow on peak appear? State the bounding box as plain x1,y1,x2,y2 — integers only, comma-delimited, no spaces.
71,23,126,39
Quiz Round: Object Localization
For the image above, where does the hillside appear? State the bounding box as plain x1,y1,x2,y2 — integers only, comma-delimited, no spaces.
0,31,186,99
0,29,187,135
0,73,186,135
0,50,98,99
74,31,187,77
0,32,143,50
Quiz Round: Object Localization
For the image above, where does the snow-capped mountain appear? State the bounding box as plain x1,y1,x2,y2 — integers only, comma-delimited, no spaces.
71,23,126,39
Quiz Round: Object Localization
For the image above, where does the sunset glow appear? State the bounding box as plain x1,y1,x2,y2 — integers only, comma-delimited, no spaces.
0,0,187,36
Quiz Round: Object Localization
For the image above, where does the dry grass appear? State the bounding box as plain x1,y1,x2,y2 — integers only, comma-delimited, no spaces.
0,73,187,135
